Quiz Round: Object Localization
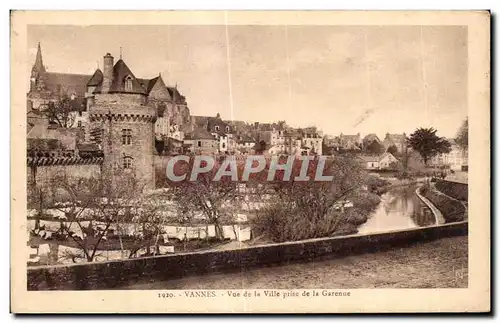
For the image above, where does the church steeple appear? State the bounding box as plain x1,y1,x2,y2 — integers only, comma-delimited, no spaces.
31,42,46,75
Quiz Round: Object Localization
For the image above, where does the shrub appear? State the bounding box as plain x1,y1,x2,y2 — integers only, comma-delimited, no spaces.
422,189,465,223
434,180,468,201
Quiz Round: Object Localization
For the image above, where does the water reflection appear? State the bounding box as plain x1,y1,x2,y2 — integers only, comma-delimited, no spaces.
358,184,435,234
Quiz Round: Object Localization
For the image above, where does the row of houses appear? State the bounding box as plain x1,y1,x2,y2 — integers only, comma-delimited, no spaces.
164,115,324,156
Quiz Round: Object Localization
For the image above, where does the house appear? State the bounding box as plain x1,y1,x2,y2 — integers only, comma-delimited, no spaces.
378,152,399,169
359,152,399,170
430,139,468,171
184,127,218,155
299,128,323,155
202,113,236,154
382,133,407,154
337,133,362,151
359,155,380,170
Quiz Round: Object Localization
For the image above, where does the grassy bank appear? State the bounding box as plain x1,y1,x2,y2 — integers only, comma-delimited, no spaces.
420,185,466,223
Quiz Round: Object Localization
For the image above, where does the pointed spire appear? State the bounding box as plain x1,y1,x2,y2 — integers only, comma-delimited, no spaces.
32,42,46,74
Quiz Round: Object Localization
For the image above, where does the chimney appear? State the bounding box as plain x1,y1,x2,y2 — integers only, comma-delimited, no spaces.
102,53,114,93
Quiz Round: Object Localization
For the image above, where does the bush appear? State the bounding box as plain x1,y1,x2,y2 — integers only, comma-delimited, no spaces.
434,179,468,201
422,188,466,223
252,190,380,242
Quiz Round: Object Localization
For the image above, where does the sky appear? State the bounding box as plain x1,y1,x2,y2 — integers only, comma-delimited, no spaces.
28,25,468,138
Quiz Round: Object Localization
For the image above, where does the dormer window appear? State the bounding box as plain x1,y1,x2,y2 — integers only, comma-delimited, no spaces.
125,75,133,92
215,126,220,131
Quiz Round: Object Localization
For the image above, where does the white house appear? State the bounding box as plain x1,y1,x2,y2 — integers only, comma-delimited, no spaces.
378,152,399,169
360,152,399,170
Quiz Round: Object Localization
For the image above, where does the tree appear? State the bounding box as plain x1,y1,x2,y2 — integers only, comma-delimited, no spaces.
44,95,79,128
407,127,452,165
252,156,379,242
386,144,398,155
29,170,149,263
166,157,240,241
365,140,383,155
455,118,468,152
254,140,267,155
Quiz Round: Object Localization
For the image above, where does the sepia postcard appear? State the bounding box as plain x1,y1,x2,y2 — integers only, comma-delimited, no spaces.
10,10,490,313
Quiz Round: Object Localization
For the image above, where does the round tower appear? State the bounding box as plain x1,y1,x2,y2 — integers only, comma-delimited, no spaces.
90,93,156,191
89,53,156,191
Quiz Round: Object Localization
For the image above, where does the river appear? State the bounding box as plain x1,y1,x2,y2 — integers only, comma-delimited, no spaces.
358,183,435,234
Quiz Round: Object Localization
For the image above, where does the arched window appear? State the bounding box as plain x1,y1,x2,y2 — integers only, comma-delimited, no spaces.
125,75,133,92
226,126,230,132
215,125,220,131
123,156,133,169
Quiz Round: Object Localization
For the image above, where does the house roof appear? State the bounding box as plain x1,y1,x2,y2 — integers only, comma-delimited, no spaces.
237,135,256,143
384,133,406,144
87,69,103,86
191,127,215,140
359,155,381,162
44,72,92,97
94,59,146,95
191,115,210,128
77,143,100,152
27,138,61,151
340,134,360,140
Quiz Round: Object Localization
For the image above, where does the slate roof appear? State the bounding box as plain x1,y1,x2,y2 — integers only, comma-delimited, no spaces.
94,59,146,94
87,69,103,86
44,72,92,97
191,127,215,140
77,143,101,152
359,155,381,163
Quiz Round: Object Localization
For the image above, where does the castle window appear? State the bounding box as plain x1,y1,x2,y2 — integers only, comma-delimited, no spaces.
197,141,202,147
77,121,82,128
125,76,133,92
123,156,133,169
122,129,132,145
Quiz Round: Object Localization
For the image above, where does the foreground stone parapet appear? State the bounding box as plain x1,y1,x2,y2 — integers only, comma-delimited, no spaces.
28,221,468,291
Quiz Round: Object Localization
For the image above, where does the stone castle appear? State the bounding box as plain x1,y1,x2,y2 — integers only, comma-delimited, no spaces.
27,44,192,190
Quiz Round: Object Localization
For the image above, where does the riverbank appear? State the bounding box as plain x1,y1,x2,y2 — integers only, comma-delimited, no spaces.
420,184,466,223
123,235,468,289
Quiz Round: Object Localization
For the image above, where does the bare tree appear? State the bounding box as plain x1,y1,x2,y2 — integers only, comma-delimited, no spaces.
252,156,379,242
166,157,240,241
29,170,144,263
43,95,79,128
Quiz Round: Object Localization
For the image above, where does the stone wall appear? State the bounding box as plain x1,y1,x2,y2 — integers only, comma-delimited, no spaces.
27,221,468,290
27,158,102,188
